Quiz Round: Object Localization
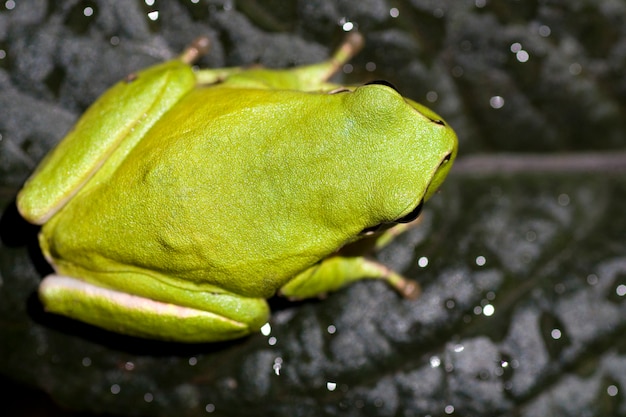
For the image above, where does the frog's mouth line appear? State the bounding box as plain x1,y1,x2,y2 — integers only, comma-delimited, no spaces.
423,150,455,201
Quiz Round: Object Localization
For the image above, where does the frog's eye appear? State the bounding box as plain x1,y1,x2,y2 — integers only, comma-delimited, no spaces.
395,201,423,224
364,79,399,92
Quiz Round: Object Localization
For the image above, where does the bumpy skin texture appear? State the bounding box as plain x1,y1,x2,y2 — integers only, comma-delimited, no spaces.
17,35,458,342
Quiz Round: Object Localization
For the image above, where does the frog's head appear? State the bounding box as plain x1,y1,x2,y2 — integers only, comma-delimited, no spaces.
339,81,458,228
402,96,458,203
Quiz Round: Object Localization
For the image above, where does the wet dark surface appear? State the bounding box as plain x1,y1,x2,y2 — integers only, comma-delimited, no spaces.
1,1,626,416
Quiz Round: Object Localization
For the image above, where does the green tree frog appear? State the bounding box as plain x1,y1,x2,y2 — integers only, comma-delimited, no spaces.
17,33,457,343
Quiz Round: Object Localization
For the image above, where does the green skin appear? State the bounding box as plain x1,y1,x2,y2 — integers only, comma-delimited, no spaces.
17,33,458,343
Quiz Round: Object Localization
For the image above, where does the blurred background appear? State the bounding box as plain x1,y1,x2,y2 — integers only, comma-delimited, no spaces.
1,0,625,416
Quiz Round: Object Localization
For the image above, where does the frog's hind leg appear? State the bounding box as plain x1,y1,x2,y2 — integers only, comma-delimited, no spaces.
38,274,270,343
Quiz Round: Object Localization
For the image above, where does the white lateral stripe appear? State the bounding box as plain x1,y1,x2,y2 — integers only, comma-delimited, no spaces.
41,275,228,320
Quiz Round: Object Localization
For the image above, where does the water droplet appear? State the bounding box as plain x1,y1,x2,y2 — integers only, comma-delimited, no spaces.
430,356,441,367
273,357,283,375
426,91,438,102
489,96,505,109
569,63,582,75
516,50,529,62
483,304,495,316
342,21,354,31
538,25,551,37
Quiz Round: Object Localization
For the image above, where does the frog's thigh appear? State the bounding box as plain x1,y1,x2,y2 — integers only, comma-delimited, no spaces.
279,256,420,300
39,275,269,343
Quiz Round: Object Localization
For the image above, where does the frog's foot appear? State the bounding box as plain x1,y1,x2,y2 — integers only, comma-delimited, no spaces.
179,36,211,64
279,256,420,300
38,275,269,343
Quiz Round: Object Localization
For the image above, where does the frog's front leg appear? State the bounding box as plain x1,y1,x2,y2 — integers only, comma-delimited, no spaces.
367,216,425,251
279,255,420,300
38,275,270,343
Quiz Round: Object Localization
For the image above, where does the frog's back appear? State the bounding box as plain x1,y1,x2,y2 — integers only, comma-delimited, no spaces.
43,88,367,296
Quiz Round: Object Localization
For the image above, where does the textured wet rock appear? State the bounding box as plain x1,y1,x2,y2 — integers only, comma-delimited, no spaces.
1,1,626,416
